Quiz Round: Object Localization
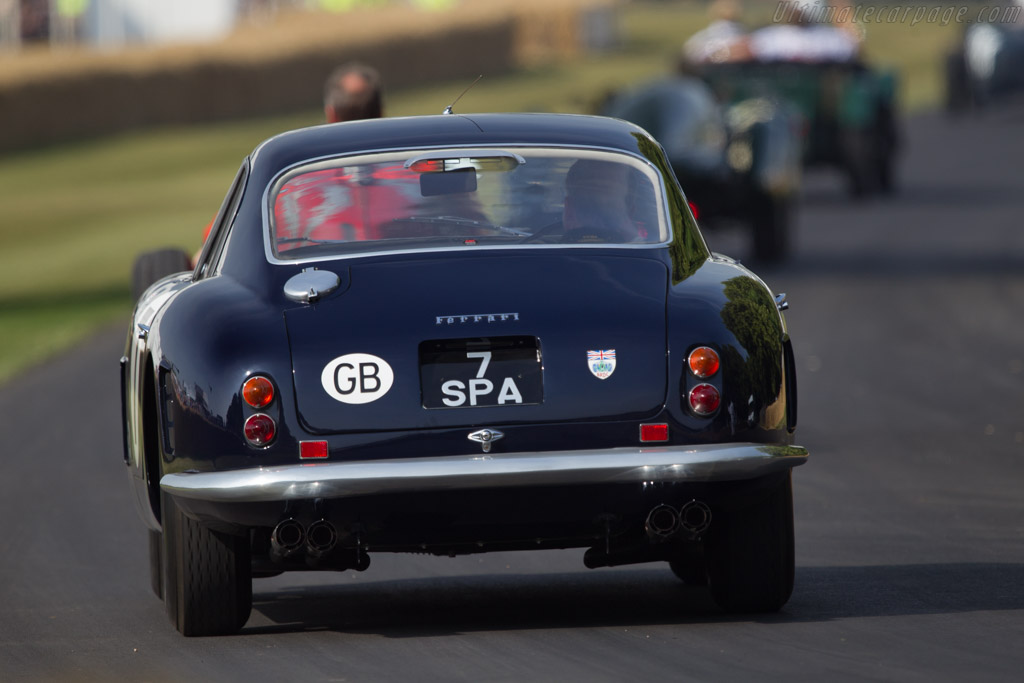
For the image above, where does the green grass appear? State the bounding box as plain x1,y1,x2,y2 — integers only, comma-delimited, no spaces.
0,1,958,384
0,287,130,382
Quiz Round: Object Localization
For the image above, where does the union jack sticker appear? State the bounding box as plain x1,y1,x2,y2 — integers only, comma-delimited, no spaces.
587,349,616,380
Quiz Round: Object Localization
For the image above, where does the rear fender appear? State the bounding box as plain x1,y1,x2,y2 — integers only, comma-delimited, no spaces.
668,259,789,440
150,276,298,474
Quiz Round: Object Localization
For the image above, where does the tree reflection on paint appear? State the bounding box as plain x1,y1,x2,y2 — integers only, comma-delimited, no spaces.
720,276,783,424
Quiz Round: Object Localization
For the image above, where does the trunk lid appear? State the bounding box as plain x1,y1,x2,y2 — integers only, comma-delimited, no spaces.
285,252,668,433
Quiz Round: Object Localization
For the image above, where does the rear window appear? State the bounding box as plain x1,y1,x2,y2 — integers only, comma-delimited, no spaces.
268,148,669,260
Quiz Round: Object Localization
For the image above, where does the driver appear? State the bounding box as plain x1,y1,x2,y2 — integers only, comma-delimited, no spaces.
561,159,636,243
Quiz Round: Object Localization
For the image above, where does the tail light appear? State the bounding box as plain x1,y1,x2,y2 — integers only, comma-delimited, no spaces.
243,375,275,408
687,346,720,378
686,345,721,416
687,201,700,220
688,384,721,415
244,414,276,446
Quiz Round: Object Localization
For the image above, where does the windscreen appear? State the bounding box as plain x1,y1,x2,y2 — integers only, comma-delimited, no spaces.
269,148,669,259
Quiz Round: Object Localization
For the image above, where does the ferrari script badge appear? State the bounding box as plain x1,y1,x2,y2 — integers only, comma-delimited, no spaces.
436,312,519,325
587,349,616,380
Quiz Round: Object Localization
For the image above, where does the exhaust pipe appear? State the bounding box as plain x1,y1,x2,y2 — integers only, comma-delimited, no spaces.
678,500,712,539
271,519,305,560
306,519,339,559
644,501,712,542
645,504,679,540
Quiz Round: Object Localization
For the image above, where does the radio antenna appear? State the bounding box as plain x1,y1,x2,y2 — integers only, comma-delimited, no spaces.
442,75,483,115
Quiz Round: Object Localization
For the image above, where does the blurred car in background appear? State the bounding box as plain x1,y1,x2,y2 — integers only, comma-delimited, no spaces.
692,60,899,198
600,76,803,262
946,19,1024,112
123,112,807,636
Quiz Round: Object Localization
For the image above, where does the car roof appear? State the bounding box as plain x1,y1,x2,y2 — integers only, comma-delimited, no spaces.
249,113,656,184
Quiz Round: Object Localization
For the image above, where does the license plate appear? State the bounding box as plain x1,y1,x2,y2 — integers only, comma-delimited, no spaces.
420,336,542,409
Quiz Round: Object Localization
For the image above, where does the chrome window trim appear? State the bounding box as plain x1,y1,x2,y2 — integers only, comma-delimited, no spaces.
260,143,675,267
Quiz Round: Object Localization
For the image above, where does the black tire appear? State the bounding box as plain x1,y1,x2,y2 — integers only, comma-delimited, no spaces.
876,150,896,196
874,106,899,195
668,544,708,586
705,473,795,613
751,192,791,264
148,529,163,600
842,129,877,199
131,248,192,303
944,51,972,115
161,492,252,636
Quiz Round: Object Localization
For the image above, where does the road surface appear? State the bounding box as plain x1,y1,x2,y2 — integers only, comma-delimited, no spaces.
1,106,1022,681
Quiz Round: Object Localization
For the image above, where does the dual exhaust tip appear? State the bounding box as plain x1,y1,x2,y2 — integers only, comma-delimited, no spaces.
645,500,712,541
272,503,710,562
271,518,339,559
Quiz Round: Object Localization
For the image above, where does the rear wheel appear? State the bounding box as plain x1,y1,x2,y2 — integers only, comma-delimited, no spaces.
751,191,791,264
148,529,163,600
944,51,972,115
668,544,708,586
131,248,192,302
874,106,899,195
705,473,794,613
161,492,252,636
842,129,877,198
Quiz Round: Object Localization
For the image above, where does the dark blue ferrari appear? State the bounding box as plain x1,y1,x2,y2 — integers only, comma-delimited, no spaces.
121,112,808,636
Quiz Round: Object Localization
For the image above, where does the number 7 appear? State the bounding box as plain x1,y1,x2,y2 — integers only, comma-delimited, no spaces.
466,351,491,378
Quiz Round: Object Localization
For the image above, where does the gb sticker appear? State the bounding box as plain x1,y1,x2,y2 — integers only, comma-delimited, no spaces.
321,353,394,404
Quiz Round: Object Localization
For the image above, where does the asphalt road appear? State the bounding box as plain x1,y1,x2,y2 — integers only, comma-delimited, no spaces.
1,105,1022,682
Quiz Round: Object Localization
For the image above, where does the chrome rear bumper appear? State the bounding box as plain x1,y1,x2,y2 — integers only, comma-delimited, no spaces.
161,442,807,504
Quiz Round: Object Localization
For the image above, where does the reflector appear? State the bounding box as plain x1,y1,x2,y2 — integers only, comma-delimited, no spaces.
688,346,720,378
243,376,275,408
640,423,669,442
300,440,329,459
688,384,721,415
244,414,276,446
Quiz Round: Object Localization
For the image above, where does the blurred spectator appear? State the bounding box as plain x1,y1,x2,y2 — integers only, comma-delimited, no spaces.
195,61,386,264
682,0,749,64
829,1,864,47
748,1,860,63
20,0,49,42
323,61,384,122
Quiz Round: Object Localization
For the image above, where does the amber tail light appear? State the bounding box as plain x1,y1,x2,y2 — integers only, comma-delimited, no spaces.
687,346,720,378
242,376,275,408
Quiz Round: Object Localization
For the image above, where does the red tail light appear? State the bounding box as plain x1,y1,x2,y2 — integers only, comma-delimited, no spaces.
688,201,700,220
687,346,720,378
242,376,275,408
244,414,276,446
688,384,721,415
